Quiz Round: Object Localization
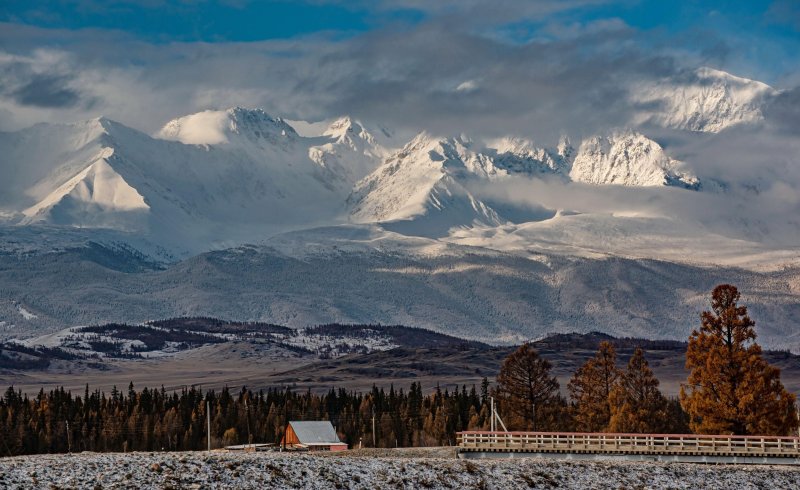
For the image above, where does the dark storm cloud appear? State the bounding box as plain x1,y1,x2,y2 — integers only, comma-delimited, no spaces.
0,52,97,110
10,73,81,108
0,13,689,139
763,86,800,135
291,19,682,141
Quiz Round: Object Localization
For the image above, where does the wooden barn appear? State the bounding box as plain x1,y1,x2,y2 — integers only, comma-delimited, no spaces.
281,421,348,451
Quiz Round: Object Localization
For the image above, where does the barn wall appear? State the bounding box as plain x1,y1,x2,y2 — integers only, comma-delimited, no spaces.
282,425,301,446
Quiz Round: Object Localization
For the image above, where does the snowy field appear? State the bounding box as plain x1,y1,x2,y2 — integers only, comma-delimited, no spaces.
0,449,798,489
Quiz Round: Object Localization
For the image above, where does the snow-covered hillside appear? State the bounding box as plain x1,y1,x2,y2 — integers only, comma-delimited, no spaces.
348,133,506,235
308,116,398,185
635,67,775,132
1,224,799,351
569,131,699,188
0,109,397,253
488,136,573,177
347,128,703,237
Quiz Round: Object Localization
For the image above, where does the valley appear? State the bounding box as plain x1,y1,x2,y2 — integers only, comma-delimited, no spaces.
4,319,800,397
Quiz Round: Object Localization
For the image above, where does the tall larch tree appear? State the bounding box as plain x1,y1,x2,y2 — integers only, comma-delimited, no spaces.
495,343,560,430
680,284,798,435
608,348,669,433
568,341,620,432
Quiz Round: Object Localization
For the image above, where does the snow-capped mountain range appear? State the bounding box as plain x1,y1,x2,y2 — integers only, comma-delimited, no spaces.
2,108,707,251
1,66,796,262
1,67,761,250
2,67,800,349
0,109,393,253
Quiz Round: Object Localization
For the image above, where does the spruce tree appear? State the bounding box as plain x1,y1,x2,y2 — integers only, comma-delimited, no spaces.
568,341,620,432
608,348,669,433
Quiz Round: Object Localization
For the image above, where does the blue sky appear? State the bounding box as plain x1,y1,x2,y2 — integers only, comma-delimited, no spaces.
1,1,797,82
1,1,380,42
0,0,798,133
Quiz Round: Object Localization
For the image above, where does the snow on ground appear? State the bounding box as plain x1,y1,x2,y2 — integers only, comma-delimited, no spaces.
16,305,37,320
16,327,81,349
0,450,797,489
283,329,398,357
446,214,800,271
12,323,398,361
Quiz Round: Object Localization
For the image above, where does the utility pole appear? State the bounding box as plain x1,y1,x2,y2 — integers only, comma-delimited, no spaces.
66,420,71,453
207,401,211,452
490,396,508,433
245,399,252,445
490,397,495,432
371,407,376,448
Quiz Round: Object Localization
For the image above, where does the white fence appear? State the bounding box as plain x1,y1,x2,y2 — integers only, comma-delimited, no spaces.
457,431,800,457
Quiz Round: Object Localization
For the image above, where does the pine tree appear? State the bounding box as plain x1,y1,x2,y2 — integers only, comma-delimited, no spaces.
568,341,620,432
680,284,798,435
480,377,489,405
608,348,669,433
495,343,559,430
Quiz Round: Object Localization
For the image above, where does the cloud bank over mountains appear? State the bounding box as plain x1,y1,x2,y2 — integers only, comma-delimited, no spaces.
1,0,798,142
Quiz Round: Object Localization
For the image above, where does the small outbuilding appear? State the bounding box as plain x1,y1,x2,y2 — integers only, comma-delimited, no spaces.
281,421,348,451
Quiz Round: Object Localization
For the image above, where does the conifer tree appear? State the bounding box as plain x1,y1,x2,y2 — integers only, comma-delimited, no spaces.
608,348,669,433
495,343,559,430
568,341,620,432
680,284,798,435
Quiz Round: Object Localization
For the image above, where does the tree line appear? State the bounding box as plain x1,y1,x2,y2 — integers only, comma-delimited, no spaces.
1,284,797,456
0,381,489,455
494,284,798,436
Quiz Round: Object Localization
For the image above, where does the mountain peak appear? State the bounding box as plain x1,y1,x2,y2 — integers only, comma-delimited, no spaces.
487,136,569,176
695,66,772,90
324,115,357,133
569,130,699,188
323,116,373,144
157,107,297,145
634,67,775,132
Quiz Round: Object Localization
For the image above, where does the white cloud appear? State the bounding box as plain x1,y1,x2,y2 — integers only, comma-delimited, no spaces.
455,79,478,93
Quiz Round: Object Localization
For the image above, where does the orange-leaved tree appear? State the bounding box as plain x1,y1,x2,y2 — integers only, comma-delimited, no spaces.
495,343,560,430
680,284,798,435
568,341,620,432
608,347,669,433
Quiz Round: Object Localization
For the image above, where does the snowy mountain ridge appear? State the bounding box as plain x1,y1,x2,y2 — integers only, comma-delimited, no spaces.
348,133,506,235
0,108,707,252
569,130,699,188
157,107,299,146
0,66,791,260
635,67,775,132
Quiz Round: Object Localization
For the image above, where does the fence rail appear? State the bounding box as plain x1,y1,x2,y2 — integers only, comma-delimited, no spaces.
456,431,800,457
